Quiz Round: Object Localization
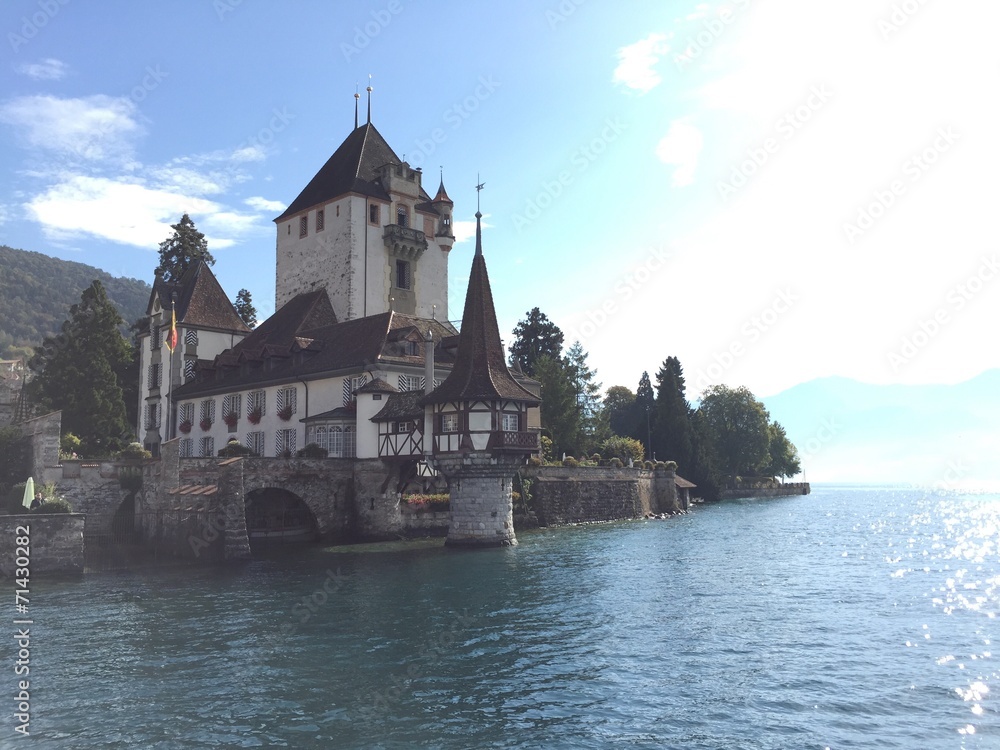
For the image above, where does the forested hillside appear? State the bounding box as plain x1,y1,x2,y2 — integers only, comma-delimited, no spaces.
0,245,150,358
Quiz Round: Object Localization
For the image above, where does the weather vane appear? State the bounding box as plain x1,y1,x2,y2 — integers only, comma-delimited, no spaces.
475,175,485,213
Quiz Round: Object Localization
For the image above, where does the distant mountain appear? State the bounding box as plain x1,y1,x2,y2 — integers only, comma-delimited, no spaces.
0,245,151,358
763,371,1000,489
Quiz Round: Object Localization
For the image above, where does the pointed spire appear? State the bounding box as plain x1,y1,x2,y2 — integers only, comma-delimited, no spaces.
433,167,452,203
474,177,485,257
354,84,360,129
366,74,373,124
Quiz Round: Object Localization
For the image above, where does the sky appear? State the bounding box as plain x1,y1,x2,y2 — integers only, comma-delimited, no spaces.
1,0,998,406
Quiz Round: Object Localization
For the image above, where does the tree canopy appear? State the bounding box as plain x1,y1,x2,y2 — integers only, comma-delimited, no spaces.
509,307,564,376
234,288,257,328
533,354,579,458
156,214,215,283
27,280,133,456
697,384,772,482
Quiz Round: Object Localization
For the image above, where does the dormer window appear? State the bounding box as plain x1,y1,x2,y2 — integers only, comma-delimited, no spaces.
396,206,408,228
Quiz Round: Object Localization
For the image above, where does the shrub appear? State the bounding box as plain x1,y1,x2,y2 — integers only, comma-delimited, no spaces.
218,440,256,458
662,460,678,471
562,456,579,467
540,435,554,463
296,443,329,458
599,436,644,464
116,442,152,460
527,456,542,467
34,497,72,514
654,461,666,470
610,457,623,468
644,460,654,470
60,432,82,457
590,453,602,462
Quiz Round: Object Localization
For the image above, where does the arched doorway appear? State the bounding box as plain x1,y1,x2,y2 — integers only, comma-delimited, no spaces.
244,488,319,548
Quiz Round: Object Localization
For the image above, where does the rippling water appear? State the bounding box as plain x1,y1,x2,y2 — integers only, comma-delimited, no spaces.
17,487,1000,748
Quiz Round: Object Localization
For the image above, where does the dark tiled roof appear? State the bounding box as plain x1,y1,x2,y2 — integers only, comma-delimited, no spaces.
675,475,697,489
301,407,356,422
423,214,540,406
356,377,397,394
371,390,425,422
433,178,453,204
274,123,431,222
149,260,250,333
172,304,457,399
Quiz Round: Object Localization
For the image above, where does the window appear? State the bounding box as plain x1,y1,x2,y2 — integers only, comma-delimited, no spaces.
396,205,408,227
248,390,266,418
179,438,193,458
277,387,297,416
150,325,160,350
441,413,459,433
223,394,242,431
275,428,296,456
200,436,215,457
299,216,308,238
316,208,325,232
502,413,520,432
328,426,343,457
343,374,368,406
147,363,161,389
184,359,196,381
179,402,195,427
396,421,412,434
311,425,329,453
144,403,160,430
443,215,451,229
200,399,215,424
185,329,198,346
398,374,421,391
395,259,411,290
344,426,356,457
369,203,380,225
246,431,265,456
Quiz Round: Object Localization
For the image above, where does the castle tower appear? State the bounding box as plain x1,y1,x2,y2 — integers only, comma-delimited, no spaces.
422,209,540,547
274,116,451,322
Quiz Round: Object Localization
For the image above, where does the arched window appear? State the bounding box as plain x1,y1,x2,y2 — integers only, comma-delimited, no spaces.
315,426,328,453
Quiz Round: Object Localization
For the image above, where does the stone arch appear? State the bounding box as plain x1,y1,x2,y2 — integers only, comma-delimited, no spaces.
244,487,319,547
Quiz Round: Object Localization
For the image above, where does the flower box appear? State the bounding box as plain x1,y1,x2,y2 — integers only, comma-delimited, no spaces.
199,418,213,432
277,405,293,421
247,408,262,425
178,420,192,434
223,412,239,429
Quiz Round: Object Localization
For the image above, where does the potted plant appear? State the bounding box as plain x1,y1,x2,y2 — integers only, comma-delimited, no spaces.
223,411,238,429
178,419,192,434
199,417,213,432
247,407,262,425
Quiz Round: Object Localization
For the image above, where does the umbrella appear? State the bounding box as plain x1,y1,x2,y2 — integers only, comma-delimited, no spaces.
21,477,34,510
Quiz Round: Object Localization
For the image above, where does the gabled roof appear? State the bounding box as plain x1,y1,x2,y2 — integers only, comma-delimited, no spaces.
675,475,697,489
371,390,425,422
423,213,540,406
274,122,431,222
148,259,250,334
356,377,397,395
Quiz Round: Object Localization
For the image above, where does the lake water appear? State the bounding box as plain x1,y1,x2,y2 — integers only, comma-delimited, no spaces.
15,486,1000,748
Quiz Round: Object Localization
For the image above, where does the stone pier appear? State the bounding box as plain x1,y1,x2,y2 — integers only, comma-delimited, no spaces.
437,455,522,547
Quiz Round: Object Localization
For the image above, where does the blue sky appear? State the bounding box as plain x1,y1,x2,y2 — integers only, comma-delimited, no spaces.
1,0,998,405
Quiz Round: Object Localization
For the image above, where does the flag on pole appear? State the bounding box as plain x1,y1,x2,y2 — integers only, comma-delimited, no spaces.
21,477,34,510
165,304,178,352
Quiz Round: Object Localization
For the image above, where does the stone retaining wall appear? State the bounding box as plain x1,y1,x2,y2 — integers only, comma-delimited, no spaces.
719,484,810,500
0,514,84,577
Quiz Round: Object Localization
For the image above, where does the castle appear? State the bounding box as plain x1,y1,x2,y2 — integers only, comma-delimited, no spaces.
136,104,541,546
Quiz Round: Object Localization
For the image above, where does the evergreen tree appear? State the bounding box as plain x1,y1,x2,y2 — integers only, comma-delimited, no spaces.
653,356,694,469
629,371,655,458
565,341,607,454
27,281,132,456
603,385,635,438
509,307,564,376
156,214,215,283
533,355,579,458
233,288,257,328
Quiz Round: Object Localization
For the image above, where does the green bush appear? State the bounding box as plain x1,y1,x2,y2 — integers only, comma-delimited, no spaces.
527,456,542,467
115,442,152,460
218,440,257,458
590,453,602,462
599,436,644,464
562,456,579,468
60,432,82,459
33,497,72,514
296,443,329,458
662,460,678,471
610,457,623,468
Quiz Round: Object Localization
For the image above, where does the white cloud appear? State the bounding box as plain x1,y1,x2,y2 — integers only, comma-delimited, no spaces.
453,214,493,244
655,118,704,186
147,166,224,196
0,94,141,162
244,196,285,212
613,33,670,93
17,58,69,81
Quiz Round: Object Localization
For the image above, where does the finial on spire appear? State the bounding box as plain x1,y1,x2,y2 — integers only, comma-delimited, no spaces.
354,83,360,129
366,74,373,124
474,177,485,257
